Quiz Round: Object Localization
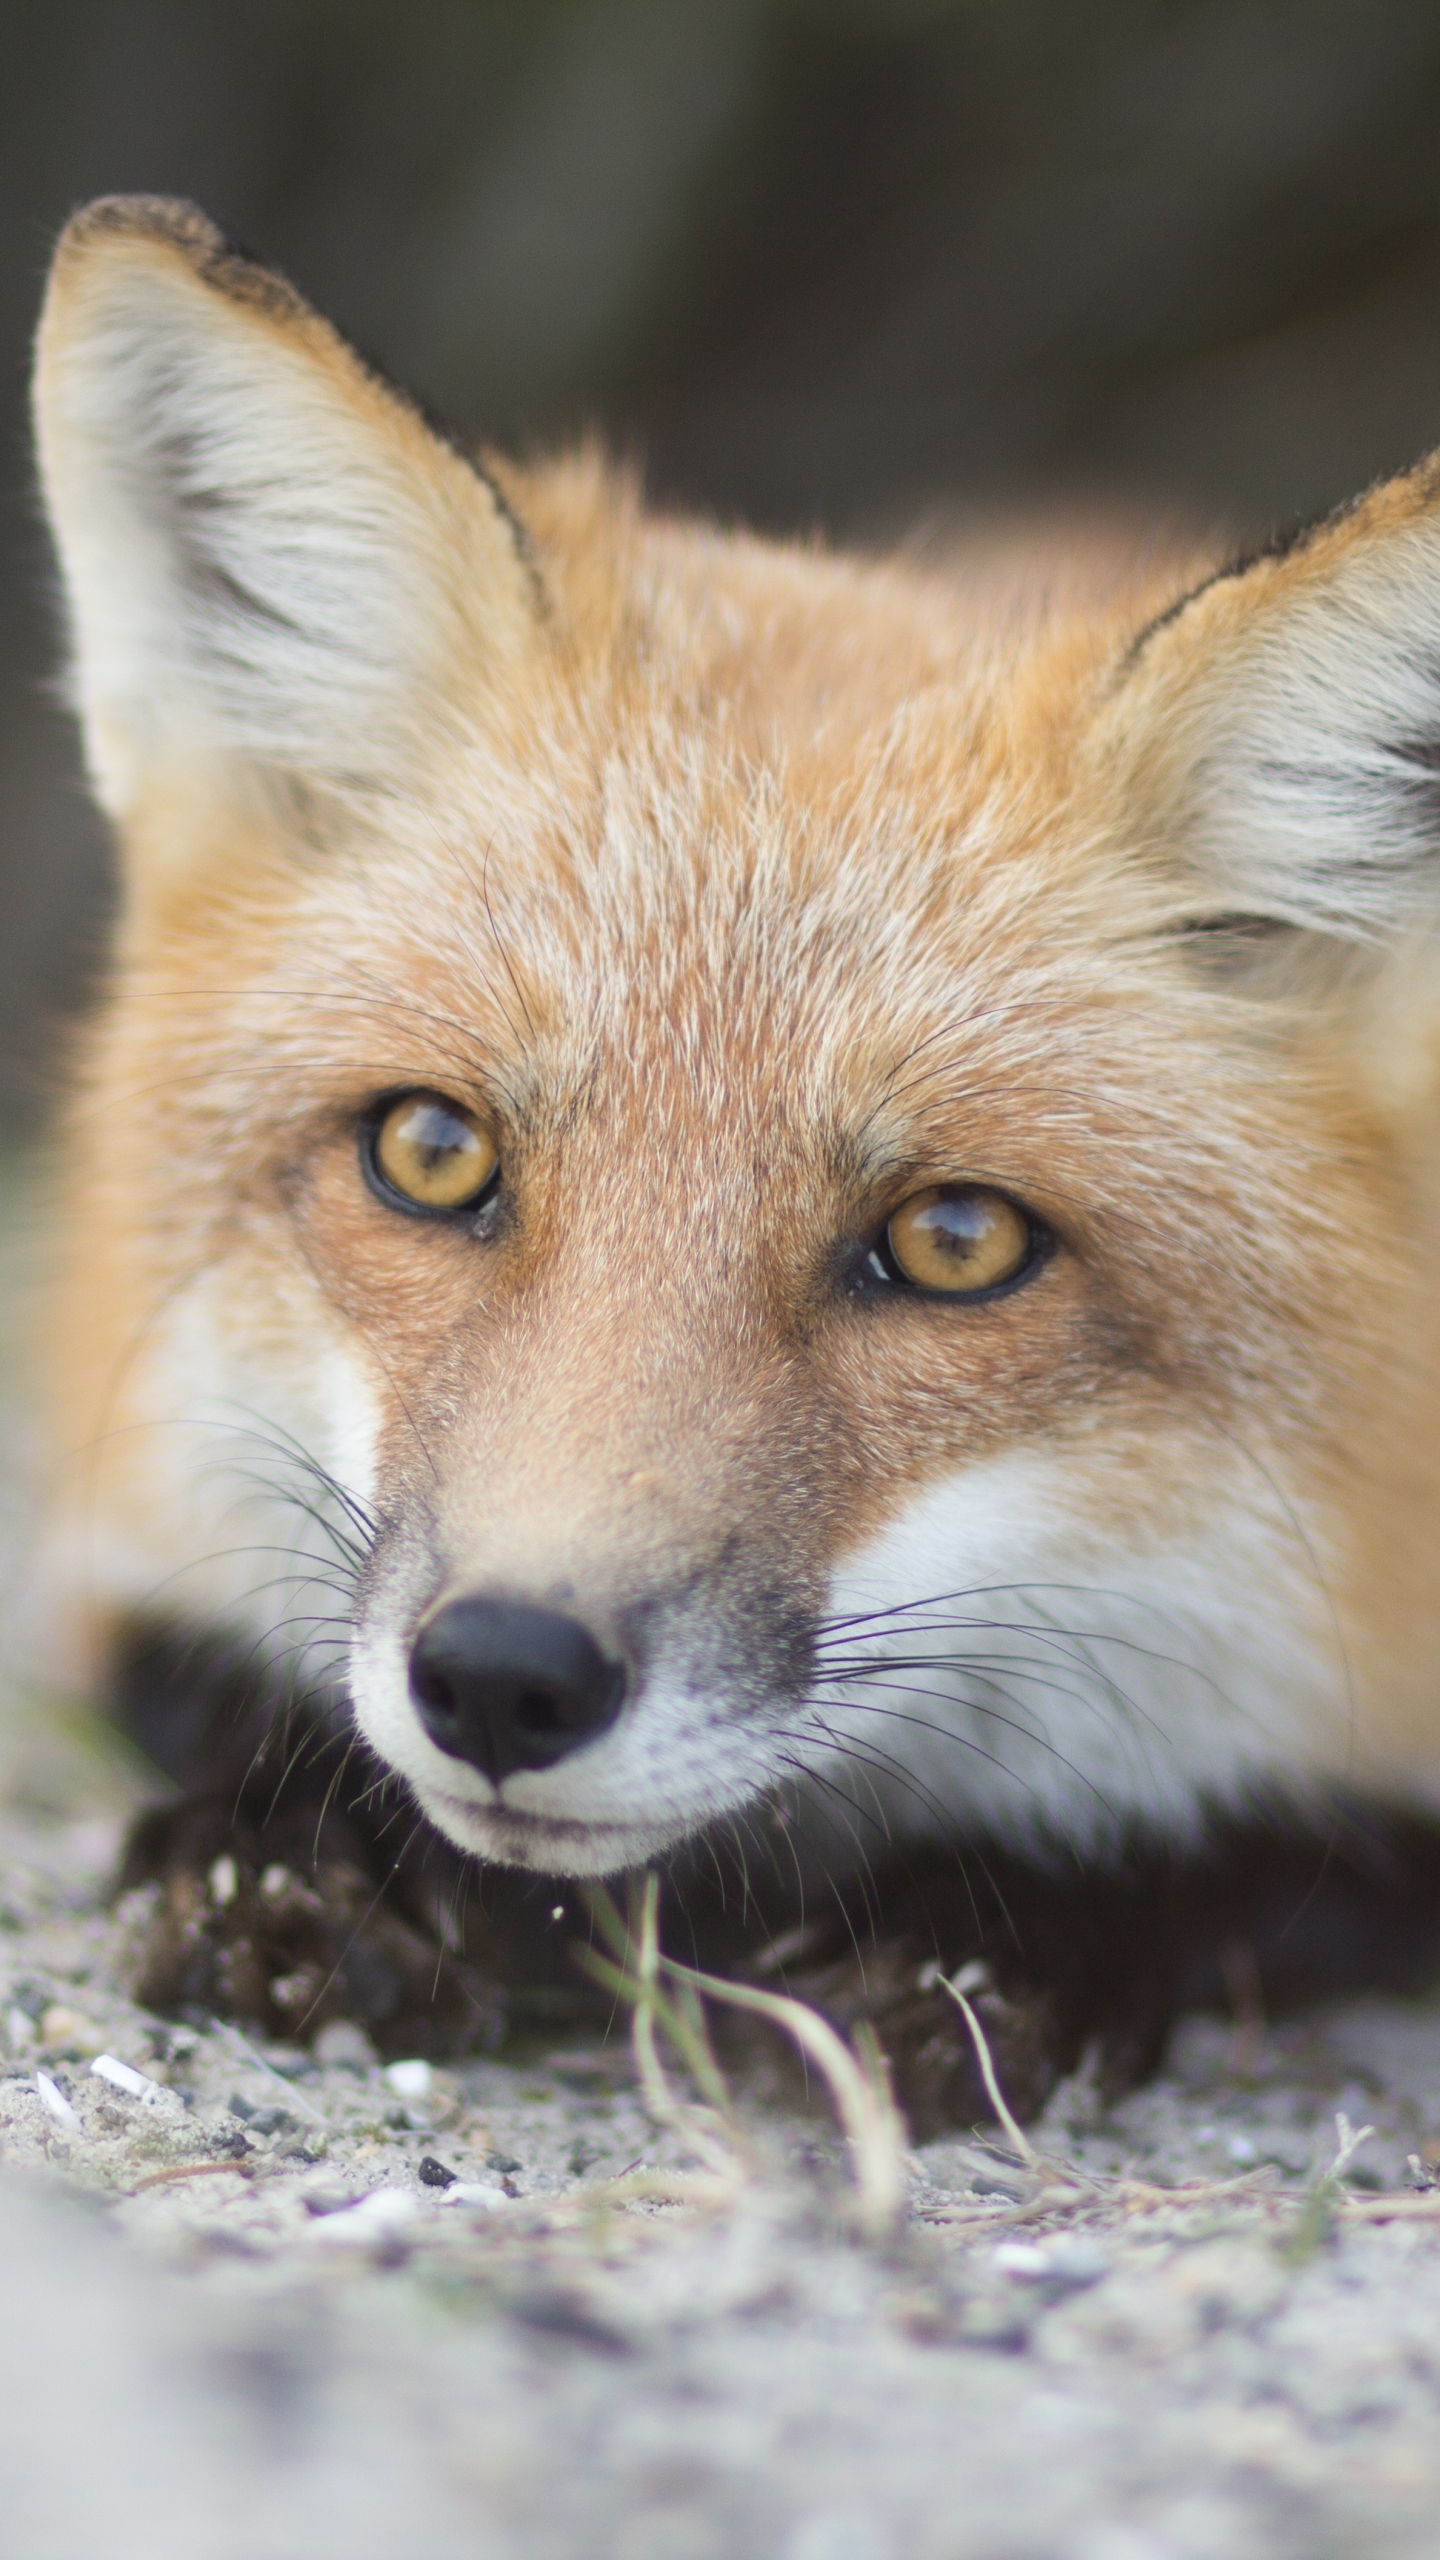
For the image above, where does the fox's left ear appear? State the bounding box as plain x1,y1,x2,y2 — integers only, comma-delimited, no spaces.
1105,459,1440,944
33,196,538,818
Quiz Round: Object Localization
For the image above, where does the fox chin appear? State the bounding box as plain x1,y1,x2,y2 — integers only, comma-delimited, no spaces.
27,195,1440,2083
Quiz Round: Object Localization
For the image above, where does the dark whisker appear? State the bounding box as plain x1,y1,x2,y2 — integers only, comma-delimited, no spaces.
816,1649,1168,1756
819,1680,1132,1827
775,1715,994,1847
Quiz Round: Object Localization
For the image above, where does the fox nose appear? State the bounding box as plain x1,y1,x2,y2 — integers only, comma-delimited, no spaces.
408,1596,626,1785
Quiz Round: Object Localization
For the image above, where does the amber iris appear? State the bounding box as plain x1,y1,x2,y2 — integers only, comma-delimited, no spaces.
372,1092,498,1211
886,1186,1031,1294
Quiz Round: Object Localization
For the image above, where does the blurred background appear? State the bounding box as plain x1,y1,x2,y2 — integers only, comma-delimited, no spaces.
6,0,1440,1122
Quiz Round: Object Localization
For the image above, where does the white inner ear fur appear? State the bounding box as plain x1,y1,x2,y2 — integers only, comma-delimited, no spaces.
1139,520,1440,942
34,230,533,816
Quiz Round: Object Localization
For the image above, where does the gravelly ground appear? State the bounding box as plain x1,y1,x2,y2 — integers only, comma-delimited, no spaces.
8,1763,1440,2560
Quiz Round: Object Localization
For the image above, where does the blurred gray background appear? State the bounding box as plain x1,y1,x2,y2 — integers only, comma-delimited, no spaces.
7,0,1440,1122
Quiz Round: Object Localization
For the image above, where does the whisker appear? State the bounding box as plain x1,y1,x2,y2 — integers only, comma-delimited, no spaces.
816,1650,1169,1763
819,1682,1132,1827
775,1715,997,1847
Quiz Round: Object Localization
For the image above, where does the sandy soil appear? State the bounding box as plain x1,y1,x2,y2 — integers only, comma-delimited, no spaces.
6,1741,1440,2560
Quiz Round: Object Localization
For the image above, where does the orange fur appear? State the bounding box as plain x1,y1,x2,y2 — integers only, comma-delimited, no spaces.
28,197,1440,1877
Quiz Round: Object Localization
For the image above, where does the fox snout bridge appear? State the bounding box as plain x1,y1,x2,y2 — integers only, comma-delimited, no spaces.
408,1597,627,1784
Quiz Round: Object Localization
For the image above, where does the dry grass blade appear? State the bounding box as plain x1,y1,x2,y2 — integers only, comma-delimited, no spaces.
129,2160,254,2192
1339,2192,1440,2223
1280,2110,1378,2263
938,1966,1040,2172
658,1954,908,2240
630,1872,732,2118
574,1879,737,2179
574,1875,908,2238
628,1869,677,2127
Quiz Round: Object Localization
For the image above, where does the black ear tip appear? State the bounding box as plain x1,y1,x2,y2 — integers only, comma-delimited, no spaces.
50,196,307,333
57,195,223,266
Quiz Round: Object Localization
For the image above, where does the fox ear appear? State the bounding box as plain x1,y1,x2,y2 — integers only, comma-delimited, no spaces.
1111,461,1440,944
33,196,537,817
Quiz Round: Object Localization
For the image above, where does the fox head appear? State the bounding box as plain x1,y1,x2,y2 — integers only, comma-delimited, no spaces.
31,197,1440,1880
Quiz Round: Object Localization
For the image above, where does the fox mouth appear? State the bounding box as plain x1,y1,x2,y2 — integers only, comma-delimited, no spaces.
435,1791,624,1843
429,1790,659,1875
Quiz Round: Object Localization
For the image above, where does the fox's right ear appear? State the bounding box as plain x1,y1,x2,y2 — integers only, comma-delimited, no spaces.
1100,456,1440,950
33,196,538,819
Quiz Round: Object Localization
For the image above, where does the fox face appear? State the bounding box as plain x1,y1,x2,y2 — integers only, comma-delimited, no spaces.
31,199,1440,1883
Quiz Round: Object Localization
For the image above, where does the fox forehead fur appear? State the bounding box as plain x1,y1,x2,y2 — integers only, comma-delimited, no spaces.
30,195,1440,1882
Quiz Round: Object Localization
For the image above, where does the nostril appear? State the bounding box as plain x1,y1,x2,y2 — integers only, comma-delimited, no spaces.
517,1686,562,1735
411,1663,457,1716
407,1596,627,1785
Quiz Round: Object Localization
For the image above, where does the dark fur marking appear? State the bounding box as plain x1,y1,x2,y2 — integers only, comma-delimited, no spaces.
750,1811,1440,2134
110,1618,575,2056
1117,462,1431,673
108,1617,1440,2120
1170,912,1292,944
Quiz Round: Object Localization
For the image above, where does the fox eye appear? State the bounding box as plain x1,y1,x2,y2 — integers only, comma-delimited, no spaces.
366,1092,499,1215
883,1186,1035,1295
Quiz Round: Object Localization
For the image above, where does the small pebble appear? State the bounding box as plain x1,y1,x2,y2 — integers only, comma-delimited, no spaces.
1041,2239,1109,2290
301,2182,359,2217
34,2070,81,2133
418,2155,456,2189
994,2238,1108,2292
257,2045,311,2077
92,2053,170,2105
39,2005,106,2056
384,2058,432,2100
994,2244,1052,2281
308,2187,419,2244
312,2020,379,2072
241,2103,297,2137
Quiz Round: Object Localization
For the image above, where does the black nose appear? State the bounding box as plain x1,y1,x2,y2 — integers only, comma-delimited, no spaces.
408,1597,626,1784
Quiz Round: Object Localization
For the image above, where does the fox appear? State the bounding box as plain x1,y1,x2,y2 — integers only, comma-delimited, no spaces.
25,192,1440,2113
